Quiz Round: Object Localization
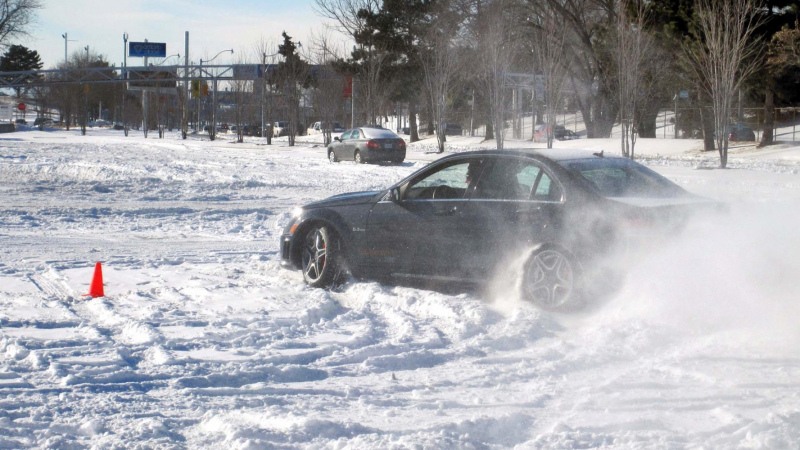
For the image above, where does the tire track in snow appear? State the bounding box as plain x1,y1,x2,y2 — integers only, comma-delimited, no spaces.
25,266,172,390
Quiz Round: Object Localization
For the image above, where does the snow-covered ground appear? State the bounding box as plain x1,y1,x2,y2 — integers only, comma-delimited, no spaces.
1,128,800,448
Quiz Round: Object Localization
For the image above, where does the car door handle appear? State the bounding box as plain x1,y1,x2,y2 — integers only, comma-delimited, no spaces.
514,206,541,214
435,206,458,216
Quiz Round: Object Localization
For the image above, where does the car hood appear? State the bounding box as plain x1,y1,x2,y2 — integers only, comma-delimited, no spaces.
304,190,383,209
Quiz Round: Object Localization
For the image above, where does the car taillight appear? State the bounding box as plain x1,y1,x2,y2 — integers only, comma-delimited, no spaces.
366,140,379,149
398,139,406,148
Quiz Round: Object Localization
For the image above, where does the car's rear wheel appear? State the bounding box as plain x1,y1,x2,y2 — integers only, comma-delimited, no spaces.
328,149,338,163
354,151,363,164
522,246,582,311
301,225,342,288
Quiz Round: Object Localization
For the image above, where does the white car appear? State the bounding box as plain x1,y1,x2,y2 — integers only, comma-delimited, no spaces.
307,121,345,135
273,121,289,137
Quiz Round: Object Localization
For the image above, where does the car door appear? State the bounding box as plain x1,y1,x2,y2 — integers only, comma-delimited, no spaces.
349,129,362,160
460,156,565,278
334,130,352,159
362,157,486,280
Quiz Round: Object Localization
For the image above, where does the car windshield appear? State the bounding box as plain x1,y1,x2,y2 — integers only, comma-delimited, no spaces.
361,128,398,139
560,158,686,198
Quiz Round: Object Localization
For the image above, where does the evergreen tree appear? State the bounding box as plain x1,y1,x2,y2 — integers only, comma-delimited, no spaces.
0,44,42,97
336,0,432,138
276,32,312,146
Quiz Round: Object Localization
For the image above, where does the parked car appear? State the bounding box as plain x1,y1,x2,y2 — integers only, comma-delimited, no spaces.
15,118,26,125
441,123,462,136
556,129,580,140
242,125,263,137
534,124,576,142
281,149,720,311
308,121,345,135
728,123,755,141
113,122,124,130
34,118,53,127
327,127,406,164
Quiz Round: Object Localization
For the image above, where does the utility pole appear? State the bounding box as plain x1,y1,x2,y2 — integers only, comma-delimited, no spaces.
261,52,266,140
182,31,189,139
123,32,128,136
143,39,149,138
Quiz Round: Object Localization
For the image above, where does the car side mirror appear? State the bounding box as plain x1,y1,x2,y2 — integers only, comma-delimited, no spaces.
334,137,341,142
390,187,402,203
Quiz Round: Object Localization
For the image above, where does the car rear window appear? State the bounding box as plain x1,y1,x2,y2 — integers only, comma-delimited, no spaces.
361,128,399,139
560,158,686,198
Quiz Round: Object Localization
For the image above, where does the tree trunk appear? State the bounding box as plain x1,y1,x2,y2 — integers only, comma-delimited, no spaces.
426,96,434,136
760,88,774,147
700,107,715,151
635,106,659,138
409,103,419,143
486,121,493,141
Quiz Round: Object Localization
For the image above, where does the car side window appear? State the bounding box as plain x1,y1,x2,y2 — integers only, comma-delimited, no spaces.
341,130,352,140
351,130,361,139
473,158,539,200
533,172,562,201
404,160,480,200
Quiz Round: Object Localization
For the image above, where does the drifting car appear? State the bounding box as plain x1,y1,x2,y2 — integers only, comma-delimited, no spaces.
281,149,719,311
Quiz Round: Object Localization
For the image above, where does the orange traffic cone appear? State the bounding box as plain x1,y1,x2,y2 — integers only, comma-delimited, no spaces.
83,262,105,298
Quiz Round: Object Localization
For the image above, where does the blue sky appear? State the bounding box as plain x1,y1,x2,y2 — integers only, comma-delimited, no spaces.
21,0,342,68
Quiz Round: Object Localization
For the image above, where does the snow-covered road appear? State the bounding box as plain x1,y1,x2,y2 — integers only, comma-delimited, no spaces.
1,130,799,448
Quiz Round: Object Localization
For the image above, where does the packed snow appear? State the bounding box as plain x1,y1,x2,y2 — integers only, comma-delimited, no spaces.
1,127,799,448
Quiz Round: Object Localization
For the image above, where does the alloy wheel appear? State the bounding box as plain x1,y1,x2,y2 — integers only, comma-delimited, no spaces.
523,249,574,310
302,228,328,283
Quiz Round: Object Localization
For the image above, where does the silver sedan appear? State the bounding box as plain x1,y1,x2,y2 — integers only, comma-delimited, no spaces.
327,127,406,164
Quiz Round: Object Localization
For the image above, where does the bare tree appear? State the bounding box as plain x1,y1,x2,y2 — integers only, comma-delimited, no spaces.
684,0,764,168
540,0,618,139
530,5,570,149
230,53,254,143
476,0,516,150
614,0,653,158
254,38,279,144
315,0,390,126
314,0,379,38
419,1,464,153
309,32,347,147
0,0,42,47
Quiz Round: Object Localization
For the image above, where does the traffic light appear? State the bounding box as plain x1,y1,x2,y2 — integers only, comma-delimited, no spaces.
191,79,200,98
201,82,209,97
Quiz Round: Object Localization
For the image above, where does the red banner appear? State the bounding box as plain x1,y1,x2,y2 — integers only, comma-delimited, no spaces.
343,77,352,98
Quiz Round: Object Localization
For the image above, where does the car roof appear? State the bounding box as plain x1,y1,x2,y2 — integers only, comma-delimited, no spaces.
440,148,618,163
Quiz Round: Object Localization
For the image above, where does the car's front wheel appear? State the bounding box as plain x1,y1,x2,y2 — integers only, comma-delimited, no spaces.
354,151,363,164
301,225,343,288
521,246,582,312
328,149,338,163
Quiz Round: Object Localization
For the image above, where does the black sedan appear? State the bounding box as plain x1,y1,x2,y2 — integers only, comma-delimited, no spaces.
280,149,718,311
327,127,406,164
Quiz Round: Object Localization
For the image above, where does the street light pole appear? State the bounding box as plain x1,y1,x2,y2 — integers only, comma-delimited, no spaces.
202,49,233,141
182,31,189,140
122,32,128,136
61,33,76,66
